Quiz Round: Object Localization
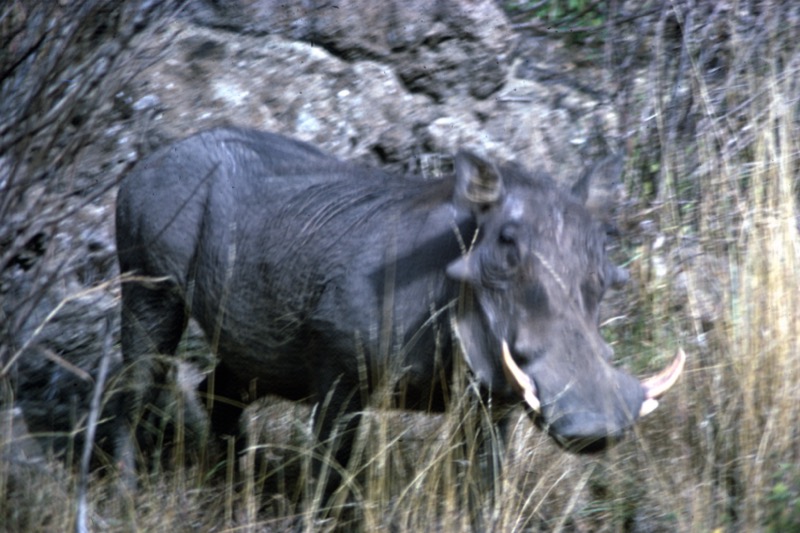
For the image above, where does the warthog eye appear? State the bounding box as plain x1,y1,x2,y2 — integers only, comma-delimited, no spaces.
499,223,517,245
496,223,521,271
478,231,521,289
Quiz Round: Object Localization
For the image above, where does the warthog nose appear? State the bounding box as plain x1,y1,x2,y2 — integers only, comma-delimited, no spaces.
544,414,630,454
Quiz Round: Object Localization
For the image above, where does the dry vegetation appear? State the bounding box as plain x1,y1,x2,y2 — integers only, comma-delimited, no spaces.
2,1,800,531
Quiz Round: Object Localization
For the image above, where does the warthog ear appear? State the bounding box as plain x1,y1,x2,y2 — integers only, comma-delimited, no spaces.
571,154,624,220
454,151,504,213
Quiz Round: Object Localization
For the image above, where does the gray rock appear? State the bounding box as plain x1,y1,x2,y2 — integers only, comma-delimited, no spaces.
186,0,512,102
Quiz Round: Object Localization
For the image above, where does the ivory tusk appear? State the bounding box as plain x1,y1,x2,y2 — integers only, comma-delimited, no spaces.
641,348,686,399
501,340,541,413
639,398,659,417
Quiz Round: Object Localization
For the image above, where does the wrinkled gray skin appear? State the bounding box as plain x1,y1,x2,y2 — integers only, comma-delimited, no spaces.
115,127,640,483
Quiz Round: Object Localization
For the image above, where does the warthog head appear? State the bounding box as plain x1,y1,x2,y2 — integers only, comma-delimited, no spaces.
447,152,684,451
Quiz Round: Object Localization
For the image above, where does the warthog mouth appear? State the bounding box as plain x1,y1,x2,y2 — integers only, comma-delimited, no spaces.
500,340,685,419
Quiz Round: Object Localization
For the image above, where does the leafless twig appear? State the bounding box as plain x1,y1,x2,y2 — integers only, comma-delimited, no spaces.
74,317,112,533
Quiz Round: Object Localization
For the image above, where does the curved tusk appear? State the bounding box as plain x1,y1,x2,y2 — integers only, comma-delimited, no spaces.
641,348,686,399
501,340,541,413
639,398,659,417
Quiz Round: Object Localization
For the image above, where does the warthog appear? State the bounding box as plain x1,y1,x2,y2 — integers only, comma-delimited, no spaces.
114,126,683,484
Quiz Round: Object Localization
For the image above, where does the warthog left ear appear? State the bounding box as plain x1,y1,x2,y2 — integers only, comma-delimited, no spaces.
571,154,624,220
454,151,504,213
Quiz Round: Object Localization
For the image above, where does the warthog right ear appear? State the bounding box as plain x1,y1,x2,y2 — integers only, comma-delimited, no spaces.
454,151,504,213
